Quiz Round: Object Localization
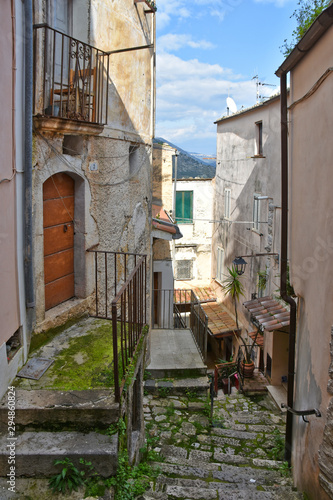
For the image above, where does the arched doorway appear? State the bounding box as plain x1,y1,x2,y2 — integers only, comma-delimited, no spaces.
43,173,75,310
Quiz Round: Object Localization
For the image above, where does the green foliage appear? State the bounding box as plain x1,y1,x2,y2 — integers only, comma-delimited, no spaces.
107,418,126,437
257,267,268,293
158,386,171,398
279,460,291,477
48,458,85,495
222,266,245,307
106,451,159,500
184,388,198,401
267,428,285,461
165,402,175,417
144,370,152,381
281,0,329,56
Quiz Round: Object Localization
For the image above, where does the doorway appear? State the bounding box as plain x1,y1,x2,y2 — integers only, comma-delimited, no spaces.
43,173,75,310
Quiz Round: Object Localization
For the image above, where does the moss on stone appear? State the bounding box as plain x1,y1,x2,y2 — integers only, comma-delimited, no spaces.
41,320,115,390
29,316,87,354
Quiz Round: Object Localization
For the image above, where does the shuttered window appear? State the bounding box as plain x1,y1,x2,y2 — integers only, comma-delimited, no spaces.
176,191,193,223
216,247,224,283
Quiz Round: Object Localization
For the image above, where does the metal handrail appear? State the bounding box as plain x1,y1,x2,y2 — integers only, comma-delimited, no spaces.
281,404,321,423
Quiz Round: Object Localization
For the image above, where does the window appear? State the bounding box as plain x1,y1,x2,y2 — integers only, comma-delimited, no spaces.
129,144,139,176
253,194,260,232
256,121,263,156
176,191,193,223
224,188,231,219
176,260,193,280
216,247,224,283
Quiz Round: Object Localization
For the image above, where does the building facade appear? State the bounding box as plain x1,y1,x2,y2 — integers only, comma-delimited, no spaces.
212,96,286,373
32,0,155,332
0,0,29,400
276,5,333,498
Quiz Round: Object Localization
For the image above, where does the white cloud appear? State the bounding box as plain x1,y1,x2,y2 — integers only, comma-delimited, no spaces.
156,51,257,151
157,33,215,52
157,53,241,83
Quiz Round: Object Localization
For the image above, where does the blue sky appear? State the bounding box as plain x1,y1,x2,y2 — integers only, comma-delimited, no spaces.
155,0,299,154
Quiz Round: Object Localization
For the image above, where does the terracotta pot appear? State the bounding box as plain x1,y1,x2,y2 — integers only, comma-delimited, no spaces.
241,361,255,378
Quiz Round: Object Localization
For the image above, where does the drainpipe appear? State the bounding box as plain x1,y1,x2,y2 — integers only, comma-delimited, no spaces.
24,0,35,314
280,72,297,465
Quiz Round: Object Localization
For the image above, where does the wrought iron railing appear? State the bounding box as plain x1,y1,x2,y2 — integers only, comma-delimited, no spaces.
88,249,147,402
33,24,109,124
152,289,208,362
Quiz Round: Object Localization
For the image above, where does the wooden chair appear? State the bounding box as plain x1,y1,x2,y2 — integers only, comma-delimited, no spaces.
50,66,97,122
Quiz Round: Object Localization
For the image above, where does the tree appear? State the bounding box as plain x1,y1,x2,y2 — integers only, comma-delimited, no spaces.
281,0,330,56
222,266,260,365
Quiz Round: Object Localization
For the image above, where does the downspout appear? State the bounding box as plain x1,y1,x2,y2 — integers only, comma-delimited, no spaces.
280,72,297,465
24,0,35,314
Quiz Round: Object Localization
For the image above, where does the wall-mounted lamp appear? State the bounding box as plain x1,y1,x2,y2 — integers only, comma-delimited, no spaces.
232,253,279,276
232,256,247,275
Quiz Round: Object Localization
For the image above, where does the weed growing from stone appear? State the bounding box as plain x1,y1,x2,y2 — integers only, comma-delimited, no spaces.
49,458,84,494
267,428,285,461
158,386,171,398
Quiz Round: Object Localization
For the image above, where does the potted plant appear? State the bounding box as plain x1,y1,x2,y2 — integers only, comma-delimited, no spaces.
222,266,261,378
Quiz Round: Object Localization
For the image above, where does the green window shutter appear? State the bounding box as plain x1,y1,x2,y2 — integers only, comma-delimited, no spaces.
176,191,193,223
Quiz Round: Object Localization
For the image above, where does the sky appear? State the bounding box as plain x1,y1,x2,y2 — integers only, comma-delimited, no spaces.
155,0,299,154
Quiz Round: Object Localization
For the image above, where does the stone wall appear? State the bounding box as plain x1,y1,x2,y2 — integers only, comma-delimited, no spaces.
319,326,333,499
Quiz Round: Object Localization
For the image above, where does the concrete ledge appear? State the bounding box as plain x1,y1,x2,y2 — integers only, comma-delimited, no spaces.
0,431,118,478
145,376,209,396
34,297,94,334
0,389,119,431
267,385,287,412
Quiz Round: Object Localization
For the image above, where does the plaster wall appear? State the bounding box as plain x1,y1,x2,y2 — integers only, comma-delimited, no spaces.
0,0,28,399
0,1,20,346
288,25,333,499
213,97,281,329
175,179,213,281
152,142,174,212
91,0,154,142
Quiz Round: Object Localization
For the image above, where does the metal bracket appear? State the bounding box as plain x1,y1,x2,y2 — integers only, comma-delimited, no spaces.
281,403,321,423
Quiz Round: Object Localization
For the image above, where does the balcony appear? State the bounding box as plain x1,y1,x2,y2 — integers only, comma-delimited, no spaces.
33,25,109,133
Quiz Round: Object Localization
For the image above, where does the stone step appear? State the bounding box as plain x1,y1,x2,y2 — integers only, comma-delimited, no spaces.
146,366,207,379
160,444,286,470
0,389,118,431
144,376,209,396
144,476,302,500
0,431,118,478
153,461,289,487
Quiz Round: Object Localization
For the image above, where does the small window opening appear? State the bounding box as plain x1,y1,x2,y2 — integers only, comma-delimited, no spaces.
6,329,22,362
256,121,263,156
129,144,139,176
63,135,84,155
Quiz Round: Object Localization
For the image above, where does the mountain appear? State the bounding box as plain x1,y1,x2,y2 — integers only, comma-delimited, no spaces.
154,137,216,179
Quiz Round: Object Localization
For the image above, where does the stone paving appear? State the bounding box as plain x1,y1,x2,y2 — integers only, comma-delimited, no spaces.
141,392,304,500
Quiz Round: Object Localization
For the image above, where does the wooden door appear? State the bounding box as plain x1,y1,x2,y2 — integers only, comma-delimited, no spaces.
43,173,75,310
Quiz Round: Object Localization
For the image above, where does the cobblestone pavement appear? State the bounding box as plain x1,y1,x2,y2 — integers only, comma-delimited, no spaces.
141,392,304,500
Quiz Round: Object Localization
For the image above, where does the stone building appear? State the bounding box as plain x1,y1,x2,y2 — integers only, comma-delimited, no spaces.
276,4,333,498
32,0,155,332
212,96,284,367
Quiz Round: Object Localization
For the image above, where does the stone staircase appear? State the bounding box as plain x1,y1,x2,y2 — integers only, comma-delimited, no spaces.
141,392,304,500
0,388,119,479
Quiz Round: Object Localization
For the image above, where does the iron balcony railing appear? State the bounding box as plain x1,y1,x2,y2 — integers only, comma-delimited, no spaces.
88,249,147,402
33,24,109,125
152,289,208,362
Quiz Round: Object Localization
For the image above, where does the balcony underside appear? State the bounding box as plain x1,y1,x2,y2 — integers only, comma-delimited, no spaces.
33,115,104,135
